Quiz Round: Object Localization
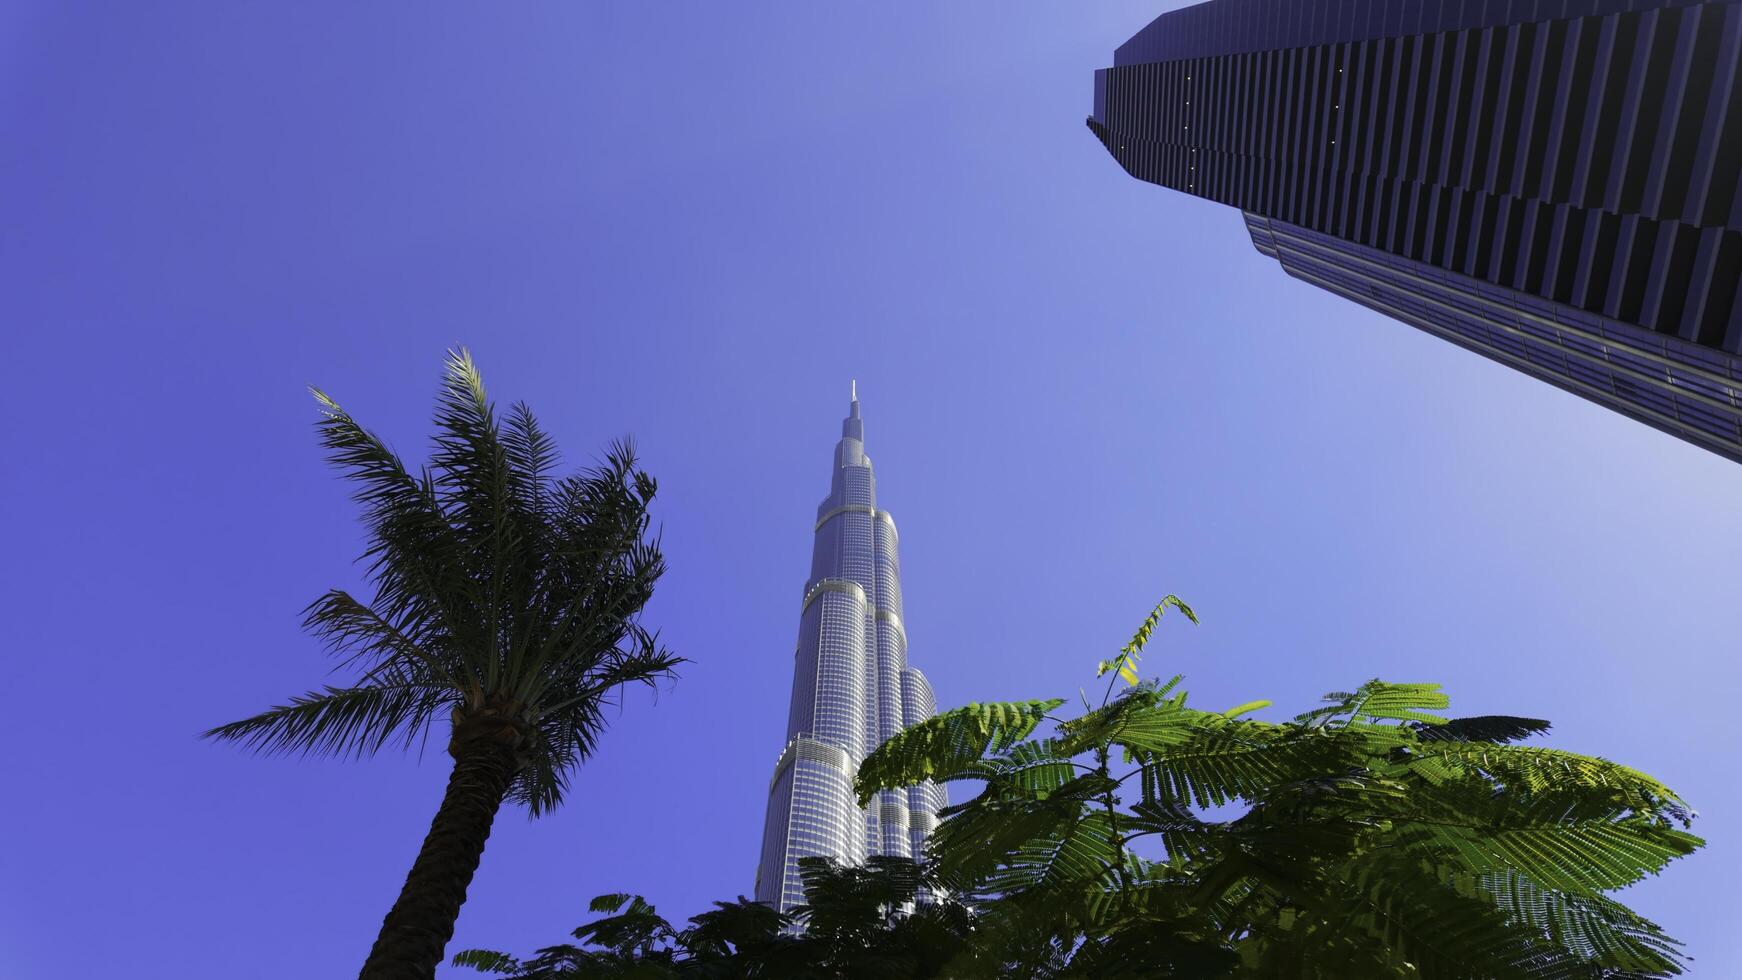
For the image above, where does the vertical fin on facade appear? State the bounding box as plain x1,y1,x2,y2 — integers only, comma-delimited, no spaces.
1091,0,1742,464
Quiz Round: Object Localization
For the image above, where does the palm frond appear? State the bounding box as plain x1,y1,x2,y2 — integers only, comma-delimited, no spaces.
202,683,449,758
508,637,681,814
307,385,441,534
301,588,462,690
534,635,684,721
429,348,505,507
307,383,478,660
502,400,560,494
427,348,524,683
509,718,588,816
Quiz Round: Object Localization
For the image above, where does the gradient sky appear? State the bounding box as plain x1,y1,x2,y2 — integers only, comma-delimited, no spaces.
4,3,1739,977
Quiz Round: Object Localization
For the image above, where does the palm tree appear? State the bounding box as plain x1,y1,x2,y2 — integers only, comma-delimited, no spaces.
206,349,679,979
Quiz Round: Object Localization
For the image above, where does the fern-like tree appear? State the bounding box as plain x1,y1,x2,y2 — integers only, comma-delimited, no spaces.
451,856,978,979
206,350,678,980
856,598,1703,978
450,598,1704,977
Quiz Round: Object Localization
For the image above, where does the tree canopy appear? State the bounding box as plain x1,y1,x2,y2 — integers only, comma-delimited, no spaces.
457,600,1701,978
208,350,678,978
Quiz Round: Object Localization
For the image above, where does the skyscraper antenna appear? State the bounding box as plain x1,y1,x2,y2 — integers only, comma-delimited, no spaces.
851,379,857,401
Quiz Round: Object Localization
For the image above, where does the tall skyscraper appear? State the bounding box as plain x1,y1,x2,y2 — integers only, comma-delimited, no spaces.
754,386,947,915
1090,0,1742,463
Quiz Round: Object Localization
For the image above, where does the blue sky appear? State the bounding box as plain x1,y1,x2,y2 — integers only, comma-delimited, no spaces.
3,2,1738,976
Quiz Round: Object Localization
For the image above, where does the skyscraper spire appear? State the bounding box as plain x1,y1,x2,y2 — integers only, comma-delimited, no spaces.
754,394,946,916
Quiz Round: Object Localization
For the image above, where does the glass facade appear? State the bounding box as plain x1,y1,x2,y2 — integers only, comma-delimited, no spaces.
754,392,947,915
1090,0,1742,462
1247,213,1742,459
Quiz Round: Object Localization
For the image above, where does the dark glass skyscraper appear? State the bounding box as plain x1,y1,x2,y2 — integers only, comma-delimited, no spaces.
754,387,946,915
1090,0,1742,462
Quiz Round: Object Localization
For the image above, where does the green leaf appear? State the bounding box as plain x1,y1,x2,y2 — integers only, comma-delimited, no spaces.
1413,715,1552,744
1479,873,1687,973
855,699,1064,805
589,893,633,914
1295,679,1451,727
984,808,1121,895
1391,791,1703,893
1134,722,1349,808
449,949,521,974
1101,596,1198,687
1122,596,1199,655
571,894,673,956
1221,699,1272,719
956,738,1081,798
929,773,1117,892
1395,742,1690,825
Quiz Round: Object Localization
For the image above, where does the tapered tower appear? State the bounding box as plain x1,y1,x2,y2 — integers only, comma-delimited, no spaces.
754,387,947,914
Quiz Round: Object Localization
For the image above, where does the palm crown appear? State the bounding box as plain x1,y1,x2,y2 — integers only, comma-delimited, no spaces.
209,349,676,810
207,349,678,977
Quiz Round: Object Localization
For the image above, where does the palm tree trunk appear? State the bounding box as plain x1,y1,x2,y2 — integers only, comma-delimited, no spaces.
358,741,519,979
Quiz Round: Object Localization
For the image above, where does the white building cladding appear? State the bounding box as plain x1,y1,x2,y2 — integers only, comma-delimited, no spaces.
754,388,948,914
